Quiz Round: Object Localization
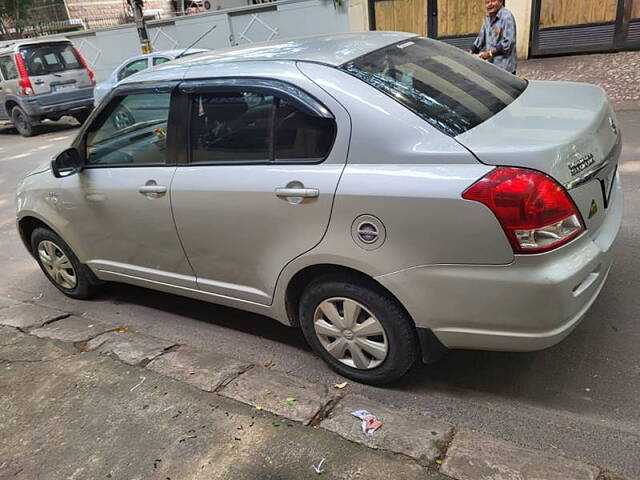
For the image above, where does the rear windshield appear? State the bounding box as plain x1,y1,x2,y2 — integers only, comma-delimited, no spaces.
341,37,527,137
19,43,82,76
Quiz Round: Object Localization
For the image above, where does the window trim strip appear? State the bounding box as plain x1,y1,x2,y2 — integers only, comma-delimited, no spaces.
179,77,334,120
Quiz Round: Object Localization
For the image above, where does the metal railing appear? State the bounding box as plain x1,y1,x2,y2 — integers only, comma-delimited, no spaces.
0,0,261,40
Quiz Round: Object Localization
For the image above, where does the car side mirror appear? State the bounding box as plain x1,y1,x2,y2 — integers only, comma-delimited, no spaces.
51,148,83,178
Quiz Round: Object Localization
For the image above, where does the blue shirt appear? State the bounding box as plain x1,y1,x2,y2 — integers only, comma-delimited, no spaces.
471,7,518,74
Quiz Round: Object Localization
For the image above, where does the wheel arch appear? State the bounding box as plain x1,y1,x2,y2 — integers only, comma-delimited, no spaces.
284,263,447,364
285,263,411,327
18,215,57,258
5,99,19,116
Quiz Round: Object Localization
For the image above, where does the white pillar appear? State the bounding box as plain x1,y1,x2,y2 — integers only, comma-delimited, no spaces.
508,0,533,59
349,0,370,32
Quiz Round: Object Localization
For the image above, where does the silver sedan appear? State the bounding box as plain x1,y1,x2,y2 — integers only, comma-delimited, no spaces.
16,33,623,384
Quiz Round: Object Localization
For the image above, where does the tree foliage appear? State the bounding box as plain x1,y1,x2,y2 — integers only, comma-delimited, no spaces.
0,0,42,38
0,0,38,23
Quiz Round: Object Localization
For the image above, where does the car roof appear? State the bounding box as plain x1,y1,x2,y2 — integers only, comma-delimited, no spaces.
170,32,412,67
120,32,413,85
115,48,206,63
159,48,208,58
126,48,208,60
0,38,71,53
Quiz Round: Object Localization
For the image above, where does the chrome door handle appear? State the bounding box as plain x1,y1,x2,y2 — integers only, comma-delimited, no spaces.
138,185,167,195
275,187,319,198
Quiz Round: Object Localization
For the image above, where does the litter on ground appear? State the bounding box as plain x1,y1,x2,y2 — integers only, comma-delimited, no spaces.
312,457,326,474
351,410,383,437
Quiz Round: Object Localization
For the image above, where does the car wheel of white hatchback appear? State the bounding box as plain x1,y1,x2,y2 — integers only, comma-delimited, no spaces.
299,276,419,385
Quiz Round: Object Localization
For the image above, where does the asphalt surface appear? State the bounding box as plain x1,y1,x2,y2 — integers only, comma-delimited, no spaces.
1,112,639,477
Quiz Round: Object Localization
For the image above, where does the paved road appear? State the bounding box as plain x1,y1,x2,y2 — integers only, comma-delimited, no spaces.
1,112,639,477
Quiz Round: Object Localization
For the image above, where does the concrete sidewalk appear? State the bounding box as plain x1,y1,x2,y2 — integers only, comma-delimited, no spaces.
0,300,631,480
0,326,443,480
519,50,640,110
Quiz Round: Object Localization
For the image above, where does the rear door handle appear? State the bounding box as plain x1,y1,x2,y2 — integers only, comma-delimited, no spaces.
138,184,167,195
275,187,319,198
33,79,45,85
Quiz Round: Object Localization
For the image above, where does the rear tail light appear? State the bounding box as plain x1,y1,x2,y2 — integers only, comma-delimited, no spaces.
73,47,96,86
462,167,585,254
14,53,34,96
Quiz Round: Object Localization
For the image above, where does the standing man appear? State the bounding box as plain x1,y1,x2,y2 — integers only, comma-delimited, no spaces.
470,0,517,74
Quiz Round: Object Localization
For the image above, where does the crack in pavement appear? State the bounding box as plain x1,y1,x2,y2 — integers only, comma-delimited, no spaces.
212,362,255,393
309,394,344,427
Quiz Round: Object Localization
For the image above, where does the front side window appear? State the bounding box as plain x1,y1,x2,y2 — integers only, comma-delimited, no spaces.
189,90,335,164
342,37,527,137
0,55,18,80
19,44,82,76
86,92,171,166
190,92,274,163
118,58,149,81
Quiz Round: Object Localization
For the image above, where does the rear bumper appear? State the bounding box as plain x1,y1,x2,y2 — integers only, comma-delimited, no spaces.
21,87,94,118
377,174,623,352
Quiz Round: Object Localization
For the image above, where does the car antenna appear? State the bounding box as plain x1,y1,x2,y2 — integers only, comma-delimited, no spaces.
176,24,217,59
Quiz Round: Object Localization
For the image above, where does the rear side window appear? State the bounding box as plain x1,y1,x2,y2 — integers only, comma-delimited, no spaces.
0,55,18,80
86,93,171,166
275,99,335,160
189,91,335,164
153,57,171,66
118,58,149,81
341,37,527,137
19,44,83,76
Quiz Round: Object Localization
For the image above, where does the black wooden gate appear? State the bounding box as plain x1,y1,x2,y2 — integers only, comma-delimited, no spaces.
531,0,640,56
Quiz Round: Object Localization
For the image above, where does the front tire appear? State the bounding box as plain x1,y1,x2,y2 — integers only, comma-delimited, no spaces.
31,227,101,299
11,106,38,137
299,276,419,385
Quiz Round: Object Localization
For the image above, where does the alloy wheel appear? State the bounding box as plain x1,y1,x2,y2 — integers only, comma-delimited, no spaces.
37,240,77,289
313,297,388,370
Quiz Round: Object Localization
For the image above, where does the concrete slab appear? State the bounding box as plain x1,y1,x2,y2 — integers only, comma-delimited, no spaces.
601,472,635,480
0,325,27,347
147,346,252,392
221,366,333,425
0,303,67,330
320,394,453,465
0,335,445,480
31,316,114,343
441,429,601,480
85,331,176,366
0,330,72,363
0,296,20,309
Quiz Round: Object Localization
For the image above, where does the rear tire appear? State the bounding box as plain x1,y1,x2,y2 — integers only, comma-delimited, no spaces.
299,275,419,385
31,227,101,299
11,106,37,137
